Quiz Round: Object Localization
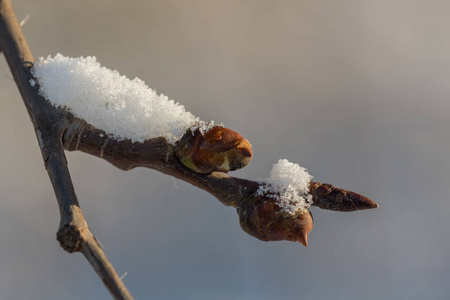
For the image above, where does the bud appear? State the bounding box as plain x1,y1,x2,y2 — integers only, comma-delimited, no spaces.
309,182,378,211
175,125,253,174
237,195,313,247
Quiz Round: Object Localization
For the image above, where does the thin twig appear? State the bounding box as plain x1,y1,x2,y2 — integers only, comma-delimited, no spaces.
0,0,378,297
0,1,133,299
63,120,378,211
19,13,29,26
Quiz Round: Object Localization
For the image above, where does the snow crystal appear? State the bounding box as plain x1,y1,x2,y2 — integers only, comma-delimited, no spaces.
190,120,223,135
30,54,202,144
257,159,313,214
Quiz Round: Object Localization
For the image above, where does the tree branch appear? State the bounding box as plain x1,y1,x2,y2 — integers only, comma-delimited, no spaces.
0,0,377,297
63,119,378,212
0,1,133,299
61,119,377,246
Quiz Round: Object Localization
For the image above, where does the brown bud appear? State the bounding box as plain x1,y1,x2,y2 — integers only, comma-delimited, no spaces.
237,195,313,247
175,125,253,174
309,182,378,211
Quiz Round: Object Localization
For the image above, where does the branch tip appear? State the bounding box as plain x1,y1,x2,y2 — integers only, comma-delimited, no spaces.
56,224,82,253
310,182,378,211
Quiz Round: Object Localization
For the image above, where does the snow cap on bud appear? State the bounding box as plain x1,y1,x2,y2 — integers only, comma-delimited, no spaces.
237,159,314,246
175,123,253,174
257,159,313,214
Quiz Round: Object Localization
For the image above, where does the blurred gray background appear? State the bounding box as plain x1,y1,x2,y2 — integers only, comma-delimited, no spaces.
1,0,449,299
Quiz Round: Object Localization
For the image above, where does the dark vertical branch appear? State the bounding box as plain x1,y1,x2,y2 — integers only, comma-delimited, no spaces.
0,1,133,299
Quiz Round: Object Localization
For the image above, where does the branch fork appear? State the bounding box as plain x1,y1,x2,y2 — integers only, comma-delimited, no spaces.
0,0,377,299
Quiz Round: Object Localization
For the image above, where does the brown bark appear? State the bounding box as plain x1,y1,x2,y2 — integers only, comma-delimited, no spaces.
0,1,133,299
0,0,377,298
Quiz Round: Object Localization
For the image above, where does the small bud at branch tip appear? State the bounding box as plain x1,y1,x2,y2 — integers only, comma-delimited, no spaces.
309,182,378,212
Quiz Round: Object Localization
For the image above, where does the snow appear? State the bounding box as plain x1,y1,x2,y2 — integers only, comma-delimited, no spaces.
30,54,203,144
257,159,313,214
189,120,218,135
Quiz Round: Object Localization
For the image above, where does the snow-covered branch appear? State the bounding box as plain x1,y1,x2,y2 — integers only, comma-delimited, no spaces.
0,0,377,298
62,117,378,248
